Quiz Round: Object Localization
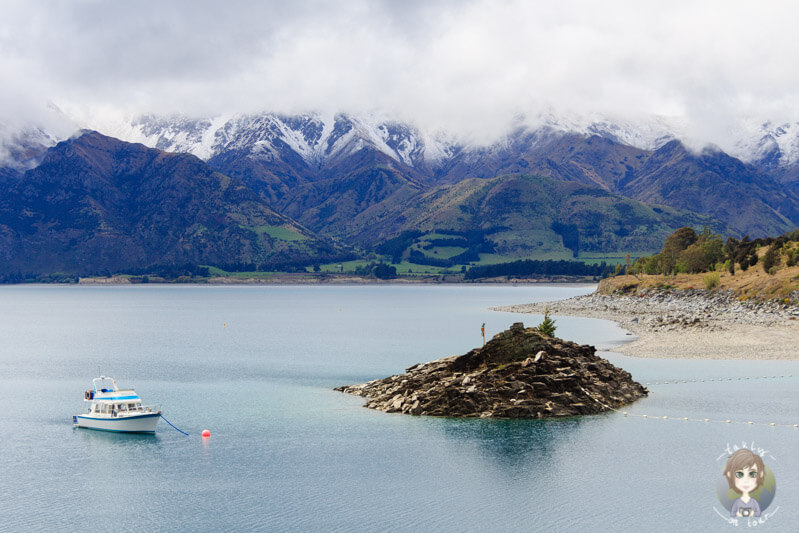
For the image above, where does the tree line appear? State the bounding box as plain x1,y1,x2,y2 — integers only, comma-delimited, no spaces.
465,259,612,280
629,227,799,276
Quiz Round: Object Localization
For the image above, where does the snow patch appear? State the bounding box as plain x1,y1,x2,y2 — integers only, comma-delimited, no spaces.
731,119,799,167
29,106,799,175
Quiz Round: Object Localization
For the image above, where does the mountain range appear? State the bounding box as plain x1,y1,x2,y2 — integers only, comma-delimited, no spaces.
0,131,349,276
1,111,798,276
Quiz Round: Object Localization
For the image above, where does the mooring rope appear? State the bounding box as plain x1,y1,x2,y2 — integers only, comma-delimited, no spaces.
160,414,190,436
644,374,796,386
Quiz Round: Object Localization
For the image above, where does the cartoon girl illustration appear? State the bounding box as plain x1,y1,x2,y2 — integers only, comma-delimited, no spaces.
724,449,765,518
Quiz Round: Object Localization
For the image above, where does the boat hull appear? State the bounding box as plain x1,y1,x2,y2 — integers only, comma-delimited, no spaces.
74,413,161,434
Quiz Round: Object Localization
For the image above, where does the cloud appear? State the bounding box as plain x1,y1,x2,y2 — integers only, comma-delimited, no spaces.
3,0,799,149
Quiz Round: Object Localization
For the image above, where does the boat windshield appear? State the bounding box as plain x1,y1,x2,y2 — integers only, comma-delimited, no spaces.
92,376,118,393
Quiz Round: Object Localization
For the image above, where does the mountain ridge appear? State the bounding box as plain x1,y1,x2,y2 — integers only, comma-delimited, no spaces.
105,112,799,238
0,131,349,276
2,113,799,277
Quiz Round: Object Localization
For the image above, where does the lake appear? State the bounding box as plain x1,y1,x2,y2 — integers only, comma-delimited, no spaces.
0,284,795,531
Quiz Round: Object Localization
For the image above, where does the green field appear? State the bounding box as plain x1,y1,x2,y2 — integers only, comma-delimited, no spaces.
311,259,373,273
417,232,460,241
471,252,575,265
200,248,644,279
310,258,459,276
411,245,468,260
204,266,277,279
576,252,654,266
392,261,457,275
243,225,308,242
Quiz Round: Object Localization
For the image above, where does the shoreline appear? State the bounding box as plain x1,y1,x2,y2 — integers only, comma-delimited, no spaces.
494,290,799,360
72,274,599,286
4,279,598,290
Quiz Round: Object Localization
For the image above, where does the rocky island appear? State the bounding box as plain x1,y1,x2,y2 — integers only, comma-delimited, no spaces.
336,322,647,418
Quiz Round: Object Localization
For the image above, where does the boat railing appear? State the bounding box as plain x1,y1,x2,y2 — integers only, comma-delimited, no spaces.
138,404,161,414
115,404,161,415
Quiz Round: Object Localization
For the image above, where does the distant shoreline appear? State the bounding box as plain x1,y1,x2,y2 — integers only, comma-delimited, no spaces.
495,290,799,360
72,273,601,286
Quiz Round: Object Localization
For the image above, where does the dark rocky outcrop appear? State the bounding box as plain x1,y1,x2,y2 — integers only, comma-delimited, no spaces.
336,322,647,418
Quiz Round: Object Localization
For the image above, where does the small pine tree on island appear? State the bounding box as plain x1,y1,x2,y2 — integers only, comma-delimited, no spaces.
538,307,557,337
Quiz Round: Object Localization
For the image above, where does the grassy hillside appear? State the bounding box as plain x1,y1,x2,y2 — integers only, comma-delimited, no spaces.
602,237,799,300
349,173,719,264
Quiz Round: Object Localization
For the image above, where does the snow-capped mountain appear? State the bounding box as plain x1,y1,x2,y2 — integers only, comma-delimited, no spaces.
103,112,450,172
528,111,681,152
8,105,799,176
124,111,685,170
0,125,59,170
733,120,799,171
0,103,79,170
79,110,679,172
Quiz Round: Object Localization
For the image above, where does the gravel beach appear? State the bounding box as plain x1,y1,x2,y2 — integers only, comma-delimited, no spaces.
493,289,799,360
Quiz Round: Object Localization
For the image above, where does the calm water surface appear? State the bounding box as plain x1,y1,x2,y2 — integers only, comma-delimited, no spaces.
0,285,796,532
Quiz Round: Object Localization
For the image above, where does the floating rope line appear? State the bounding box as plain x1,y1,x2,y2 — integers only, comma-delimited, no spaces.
617,413,798,429
644,374,795,386
577,386,799,429
160,414,190,436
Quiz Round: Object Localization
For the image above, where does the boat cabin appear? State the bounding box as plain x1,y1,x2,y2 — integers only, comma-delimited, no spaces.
83,376,157,418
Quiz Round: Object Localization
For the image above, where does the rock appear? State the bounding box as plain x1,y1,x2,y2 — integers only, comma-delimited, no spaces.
335,323,647,419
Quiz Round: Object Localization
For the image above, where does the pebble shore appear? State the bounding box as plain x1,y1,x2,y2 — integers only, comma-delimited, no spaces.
494,289,799,360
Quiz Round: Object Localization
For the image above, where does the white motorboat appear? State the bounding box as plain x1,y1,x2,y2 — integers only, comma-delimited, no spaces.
73,376,161,434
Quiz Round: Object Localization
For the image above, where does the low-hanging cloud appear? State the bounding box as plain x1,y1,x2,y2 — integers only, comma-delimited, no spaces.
3,0,799,150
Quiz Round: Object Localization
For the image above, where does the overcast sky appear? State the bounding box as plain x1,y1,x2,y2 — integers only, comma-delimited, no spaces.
3,0,799,147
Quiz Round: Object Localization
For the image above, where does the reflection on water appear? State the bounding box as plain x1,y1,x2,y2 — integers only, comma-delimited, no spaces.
74,426,160,445
439,416,587,468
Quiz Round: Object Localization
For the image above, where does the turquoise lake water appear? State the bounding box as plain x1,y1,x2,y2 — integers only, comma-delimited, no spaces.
0,284,796,532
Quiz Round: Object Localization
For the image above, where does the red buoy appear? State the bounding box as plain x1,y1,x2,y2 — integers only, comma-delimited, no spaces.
201,429,211,438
